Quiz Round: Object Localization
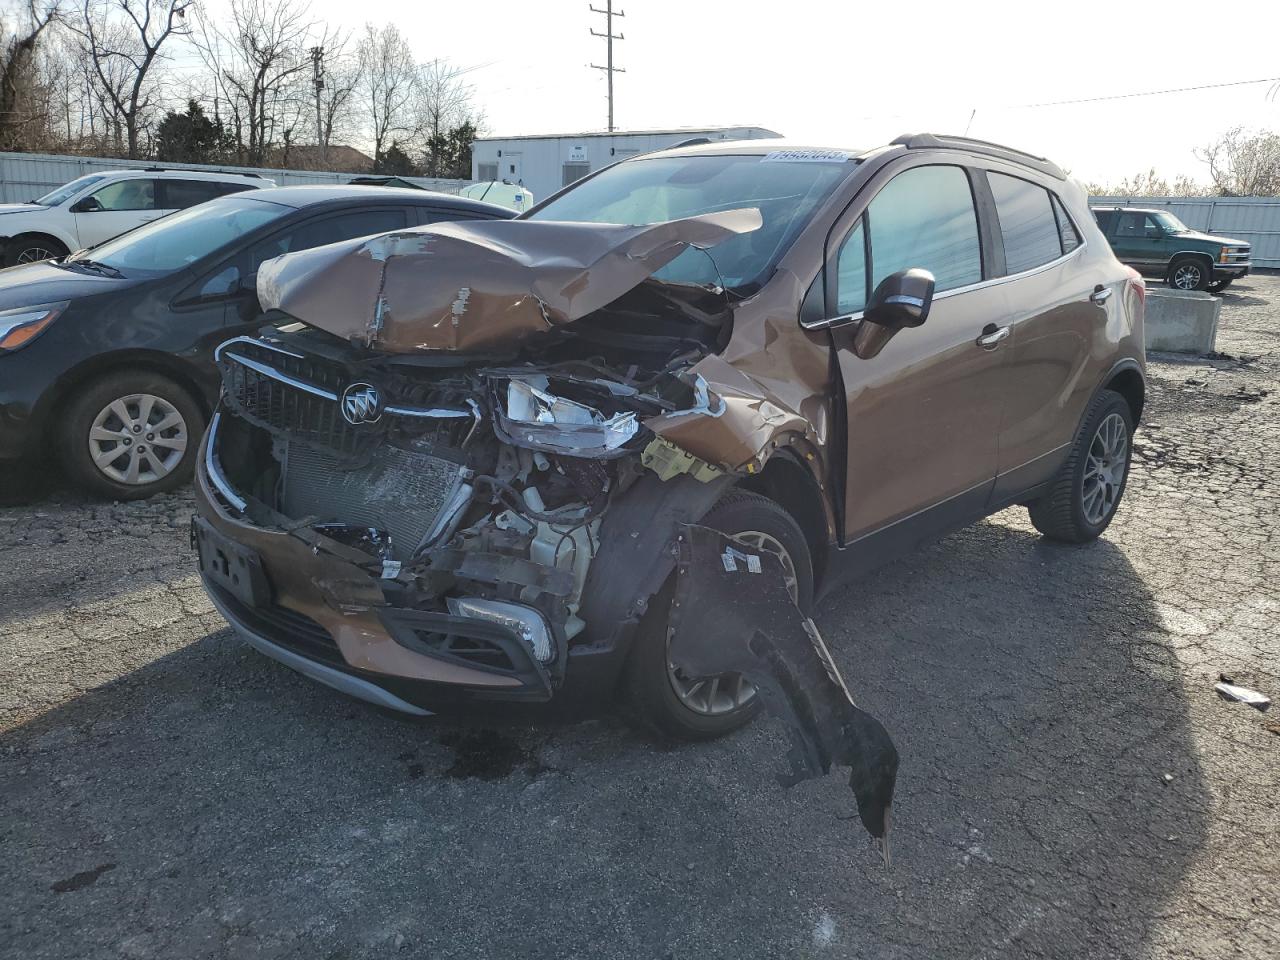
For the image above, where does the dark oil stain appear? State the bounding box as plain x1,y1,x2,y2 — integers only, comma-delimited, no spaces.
438,728,553,781
51,863,115,894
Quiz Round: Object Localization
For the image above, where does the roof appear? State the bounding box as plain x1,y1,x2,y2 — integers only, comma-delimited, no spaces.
240,184,506,213
648,138,866,158
1090,205,1165,213
475,126,781,143
106,167,265,181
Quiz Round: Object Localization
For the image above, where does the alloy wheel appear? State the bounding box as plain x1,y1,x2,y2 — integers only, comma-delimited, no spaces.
666,529,799,717
16,245,57,264
1172,264,1202,290
87,393,189,486
1082,412,1128,526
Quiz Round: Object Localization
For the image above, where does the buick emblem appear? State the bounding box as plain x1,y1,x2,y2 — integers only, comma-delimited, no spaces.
340,383,382,425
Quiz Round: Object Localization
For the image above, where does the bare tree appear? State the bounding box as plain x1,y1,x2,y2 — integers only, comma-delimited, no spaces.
1082,168,1214,199
416,58,476,177
1197,127,1280,197
356,22,415,168
70,0,191,158
193,0,314,165
0,1,60,151
316,30,360,154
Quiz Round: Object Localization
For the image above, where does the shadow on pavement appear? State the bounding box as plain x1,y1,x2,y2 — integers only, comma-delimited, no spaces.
1,519,1210,958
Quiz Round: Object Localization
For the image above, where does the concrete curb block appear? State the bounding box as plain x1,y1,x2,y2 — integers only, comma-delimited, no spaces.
1145,288,1221,355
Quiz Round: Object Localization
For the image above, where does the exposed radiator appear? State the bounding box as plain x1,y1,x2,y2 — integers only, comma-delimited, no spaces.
281,441,468,560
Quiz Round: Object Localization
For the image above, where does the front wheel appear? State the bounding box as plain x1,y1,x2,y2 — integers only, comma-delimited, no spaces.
58,370,205,500
1028,390,1134,543
625,492,814,741
5,235,69,267
1167,257,1211,292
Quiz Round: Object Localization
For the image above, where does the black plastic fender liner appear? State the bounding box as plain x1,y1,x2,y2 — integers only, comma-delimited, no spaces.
577,472,734,650
668,524,899,858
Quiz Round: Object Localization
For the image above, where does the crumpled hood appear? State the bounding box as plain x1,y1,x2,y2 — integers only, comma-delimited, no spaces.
255,209,762,352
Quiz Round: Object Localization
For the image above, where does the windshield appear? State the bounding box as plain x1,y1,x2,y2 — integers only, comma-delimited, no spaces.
34,174,109,206
1153,211,1191,234
526,152,856,291
71,196,291,278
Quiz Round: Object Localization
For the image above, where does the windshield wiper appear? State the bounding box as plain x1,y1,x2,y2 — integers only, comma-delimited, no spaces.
69,258,124,279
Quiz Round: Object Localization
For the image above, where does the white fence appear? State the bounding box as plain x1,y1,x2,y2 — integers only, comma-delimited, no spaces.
0,150,472,204
1091,195,1280,270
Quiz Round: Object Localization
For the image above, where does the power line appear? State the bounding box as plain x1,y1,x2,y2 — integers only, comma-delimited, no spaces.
1015,76,1280,108
589,2,624,133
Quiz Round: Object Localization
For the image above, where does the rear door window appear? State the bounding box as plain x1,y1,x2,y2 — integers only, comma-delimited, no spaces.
161,179,228,210
988,172,1063,274
866,164,982,292
1114,212,1148,239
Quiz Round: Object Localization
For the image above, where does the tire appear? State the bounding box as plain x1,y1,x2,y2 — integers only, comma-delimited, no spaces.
1028,389,1134,543
58,370,205,500
1206,278,1233,294
1167,257,1211,292
625,491,815,741
4,234,69,267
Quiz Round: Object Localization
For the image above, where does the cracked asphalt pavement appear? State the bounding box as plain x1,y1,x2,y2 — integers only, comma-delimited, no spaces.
3,278,1278,959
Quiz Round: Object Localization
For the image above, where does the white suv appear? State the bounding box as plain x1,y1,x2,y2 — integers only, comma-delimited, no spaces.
0,168,273,266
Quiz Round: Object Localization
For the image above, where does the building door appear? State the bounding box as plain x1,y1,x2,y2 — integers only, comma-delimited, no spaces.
504,153,523,185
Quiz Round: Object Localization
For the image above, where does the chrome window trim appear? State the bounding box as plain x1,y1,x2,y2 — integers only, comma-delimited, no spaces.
807,240,1087,330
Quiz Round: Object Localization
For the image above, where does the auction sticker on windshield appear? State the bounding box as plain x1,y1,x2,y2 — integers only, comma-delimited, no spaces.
761,149,854,163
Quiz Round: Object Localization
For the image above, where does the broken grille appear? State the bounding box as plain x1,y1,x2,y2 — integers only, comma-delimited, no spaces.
217,339,373,459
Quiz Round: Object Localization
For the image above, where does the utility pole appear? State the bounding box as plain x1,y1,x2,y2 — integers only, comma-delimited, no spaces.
589,2,624,132
309,46,326,167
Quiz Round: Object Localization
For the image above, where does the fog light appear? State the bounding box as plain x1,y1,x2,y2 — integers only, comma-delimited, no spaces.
447,597,553,663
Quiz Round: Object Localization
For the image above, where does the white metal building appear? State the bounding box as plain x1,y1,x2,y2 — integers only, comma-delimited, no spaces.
471,126,781,205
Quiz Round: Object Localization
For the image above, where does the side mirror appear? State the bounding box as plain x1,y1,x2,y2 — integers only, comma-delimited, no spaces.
851,268,935,360
71,196,103,213
864,268,934,330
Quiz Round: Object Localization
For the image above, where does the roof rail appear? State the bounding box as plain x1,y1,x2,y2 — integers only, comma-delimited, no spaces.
891,133,1066,180
141,166,263,179
667,137,713,149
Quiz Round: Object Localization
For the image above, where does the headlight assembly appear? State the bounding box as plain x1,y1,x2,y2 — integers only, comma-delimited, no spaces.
0,302,67,352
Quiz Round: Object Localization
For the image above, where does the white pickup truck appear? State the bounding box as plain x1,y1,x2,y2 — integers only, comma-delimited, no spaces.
0,168,272,266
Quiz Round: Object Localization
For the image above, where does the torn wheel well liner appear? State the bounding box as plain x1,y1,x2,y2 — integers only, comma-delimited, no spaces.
738,450,833,588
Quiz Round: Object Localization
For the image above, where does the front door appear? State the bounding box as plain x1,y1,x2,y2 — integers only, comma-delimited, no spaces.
1109,210,1166,271
74,178,167,248
831,163,1009,541
504,152,524,186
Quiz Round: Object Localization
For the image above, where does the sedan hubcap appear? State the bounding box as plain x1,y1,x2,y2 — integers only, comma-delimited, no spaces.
667,529,799,717
1082,412,1128,525
1173,265,1201,290
88,394,188,485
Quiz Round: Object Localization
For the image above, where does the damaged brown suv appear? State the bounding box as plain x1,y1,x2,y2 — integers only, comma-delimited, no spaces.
195,134,1146,756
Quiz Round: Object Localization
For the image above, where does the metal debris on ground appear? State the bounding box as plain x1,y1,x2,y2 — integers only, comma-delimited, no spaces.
1214,675,1271,711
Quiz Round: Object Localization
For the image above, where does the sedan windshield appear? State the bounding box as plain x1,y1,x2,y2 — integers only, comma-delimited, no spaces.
1153,211,1192,234
34,174,109,206
526,152,856,292
69,196,292,279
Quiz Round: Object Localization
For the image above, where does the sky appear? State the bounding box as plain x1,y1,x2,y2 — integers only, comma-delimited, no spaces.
206,0,1279,185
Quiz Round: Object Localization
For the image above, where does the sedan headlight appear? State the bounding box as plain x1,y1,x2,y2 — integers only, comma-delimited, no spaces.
0,302,67,353
446,597,554,663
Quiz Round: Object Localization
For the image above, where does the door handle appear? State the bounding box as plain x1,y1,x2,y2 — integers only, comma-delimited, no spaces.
1090,285,1112,304
976,324,1010,349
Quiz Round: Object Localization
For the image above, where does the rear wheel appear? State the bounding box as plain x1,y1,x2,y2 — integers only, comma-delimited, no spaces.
1028,390,1134,543
58,370,205,500
4,234,69,267
626,492,814,741
1167,257,1210,292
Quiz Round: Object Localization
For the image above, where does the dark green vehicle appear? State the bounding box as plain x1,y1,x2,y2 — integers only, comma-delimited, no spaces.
1092,206,1251,292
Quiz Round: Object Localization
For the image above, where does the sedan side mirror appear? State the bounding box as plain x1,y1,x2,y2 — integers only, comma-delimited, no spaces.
71,196,103,213
851,268,935,360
